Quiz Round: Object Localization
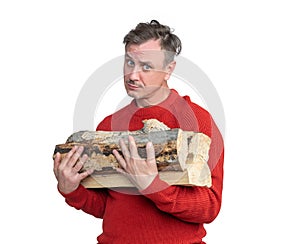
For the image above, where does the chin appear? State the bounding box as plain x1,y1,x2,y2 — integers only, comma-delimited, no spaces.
127,90,139,99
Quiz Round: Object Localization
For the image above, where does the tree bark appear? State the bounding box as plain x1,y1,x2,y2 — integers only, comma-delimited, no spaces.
53,128,212,188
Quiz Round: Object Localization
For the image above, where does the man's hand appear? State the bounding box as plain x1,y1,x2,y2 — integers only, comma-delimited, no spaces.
113,135,158,191
53,146,93,194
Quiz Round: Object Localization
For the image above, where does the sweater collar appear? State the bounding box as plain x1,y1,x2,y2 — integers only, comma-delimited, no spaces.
128,89,179,113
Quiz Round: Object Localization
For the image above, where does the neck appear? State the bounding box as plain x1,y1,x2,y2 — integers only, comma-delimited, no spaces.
135,87,171,108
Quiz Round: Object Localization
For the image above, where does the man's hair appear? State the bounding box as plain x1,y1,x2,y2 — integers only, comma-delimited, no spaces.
123,20,182,65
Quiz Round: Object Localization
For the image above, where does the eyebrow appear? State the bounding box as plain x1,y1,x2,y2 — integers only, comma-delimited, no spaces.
125,53,155,67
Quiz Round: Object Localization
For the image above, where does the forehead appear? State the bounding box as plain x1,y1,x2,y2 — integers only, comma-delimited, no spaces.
126,39,162,52
125,39,165,62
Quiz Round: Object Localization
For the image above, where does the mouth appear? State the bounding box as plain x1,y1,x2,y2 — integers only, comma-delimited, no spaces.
126,80,139,90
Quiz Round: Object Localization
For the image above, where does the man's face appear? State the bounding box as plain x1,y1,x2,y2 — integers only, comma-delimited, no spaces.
123,39,175,106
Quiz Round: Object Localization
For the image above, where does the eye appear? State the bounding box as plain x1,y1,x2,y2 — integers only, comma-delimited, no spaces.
142,64,152,71
126,60,135,67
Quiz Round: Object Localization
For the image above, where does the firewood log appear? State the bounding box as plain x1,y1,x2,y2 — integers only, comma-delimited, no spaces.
53,119,212,188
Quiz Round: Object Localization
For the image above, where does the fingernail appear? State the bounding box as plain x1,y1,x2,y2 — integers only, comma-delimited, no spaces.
82,154,88,160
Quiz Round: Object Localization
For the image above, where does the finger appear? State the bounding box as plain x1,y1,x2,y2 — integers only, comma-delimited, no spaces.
119,138,130,160
146,142,156,163
60,146,78,167
128,135,140,159
115,167,126,174
53,152,61,177
113,149,127,170
78,168,94,181
66,146,84,168
73,154,88,172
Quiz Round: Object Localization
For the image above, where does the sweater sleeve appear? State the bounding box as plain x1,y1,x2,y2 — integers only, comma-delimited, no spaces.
140,149,224,224
55,115,115,219
57,116,113,219
59,184,108,219
140,104,224,224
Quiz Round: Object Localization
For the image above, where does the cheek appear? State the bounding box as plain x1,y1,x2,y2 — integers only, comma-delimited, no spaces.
142,74,164,87
123,66,130,77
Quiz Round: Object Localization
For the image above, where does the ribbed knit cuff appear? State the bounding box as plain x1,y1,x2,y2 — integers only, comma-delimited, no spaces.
57,184,86,203
140,175,170,195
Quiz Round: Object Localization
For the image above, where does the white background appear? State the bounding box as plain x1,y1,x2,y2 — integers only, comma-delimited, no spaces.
1,0,299,243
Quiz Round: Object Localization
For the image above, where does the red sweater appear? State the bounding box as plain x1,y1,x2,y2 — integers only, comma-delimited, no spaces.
60,89,224,244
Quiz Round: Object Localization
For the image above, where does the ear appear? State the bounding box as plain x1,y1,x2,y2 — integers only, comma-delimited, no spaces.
164,61,176,81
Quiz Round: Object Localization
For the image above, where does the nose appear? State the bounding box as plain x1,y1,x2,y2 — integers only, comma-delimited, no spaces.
129,71,140,81
125,66,140,81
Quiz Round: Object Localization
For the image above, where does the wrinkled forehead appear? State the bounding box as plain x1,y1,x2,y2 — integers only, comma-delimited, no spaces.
125,49,165,63
125,41,166,65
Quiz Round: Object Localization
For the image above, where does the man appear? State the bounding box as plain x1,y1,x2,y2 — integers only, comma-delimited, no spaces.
54,20,224,243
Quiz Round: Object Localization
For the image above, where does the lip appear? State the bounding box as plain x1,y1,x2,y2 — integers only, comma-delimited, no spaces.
126,83,139,90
